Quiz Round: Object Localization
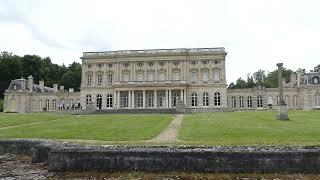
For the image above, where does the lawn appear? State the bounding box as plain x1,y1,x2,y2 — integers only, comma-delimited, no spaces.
179,110,320,145
0,113,174,141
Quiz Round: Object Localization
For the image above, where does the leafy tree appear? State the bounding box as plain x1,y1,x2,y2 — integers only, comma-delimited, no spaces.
234,78,246,88
314,64,320,72
246,74,256,88
253,69,266,86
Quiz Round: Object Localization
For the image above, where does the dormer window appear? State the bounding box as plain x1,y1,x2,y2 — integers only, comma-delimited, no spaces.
313,77,319,84
148,62,154,67
137,62,143,67
159,61,165,67
98,64,103,68
191,61,196,65
108,63,113,68
123,63,129,68
214,60,220,64
173,61,180,66
88,64,92,69
202,60,208,65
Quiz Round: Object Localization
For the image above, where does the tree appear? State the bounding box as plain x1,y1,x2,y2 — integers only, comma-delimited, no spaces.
228,82,235,89
253,69,266,86
234,78,246,88
246,74,256,88
314,64,320,72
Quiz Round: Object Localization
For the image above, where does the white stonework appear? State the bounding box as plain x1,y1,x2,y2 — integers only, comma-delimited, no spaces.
3,48,320,113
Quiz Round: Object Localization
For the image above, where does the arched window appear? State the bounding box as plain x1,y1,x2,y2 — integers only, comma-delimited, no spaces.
203,92,209,107
276,95,280,104
86,94,92,105
96,94,102,109
87,74,92,86
45,99,50,111
247,96,252,108
191,92,197,107
106,94,113,108
313,77,319,84
108,73,113,84
257,96,263,108
202,70,209,81
239,96,244,108
293,95,298,107
52,99,57,110
214,92,221,107
97,73,103,86
231,96,236,108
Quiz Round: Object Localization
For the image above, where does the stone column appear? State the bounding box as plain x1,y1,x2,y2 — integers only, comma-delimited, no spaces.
184,88,187,105
276,63,289,120
128,90,131,109
143,90,146,108
180,89,183,101
165,89,168,108
154,90,157,108
169,89,172,108
113,91,117,108
117,91,120,109
132,90,135,108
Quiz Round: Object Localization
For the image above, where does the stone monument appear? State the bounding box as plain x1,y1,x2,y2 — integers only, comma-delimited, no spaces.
276,63,289,120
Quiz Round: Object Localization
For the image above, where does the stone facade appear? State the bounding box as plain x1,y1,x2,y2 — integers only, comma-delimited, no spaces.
3,47,320,113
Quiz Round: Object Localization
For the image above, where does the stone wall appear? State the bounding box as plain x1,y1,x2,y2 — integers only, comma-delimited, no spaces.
0,139,320,173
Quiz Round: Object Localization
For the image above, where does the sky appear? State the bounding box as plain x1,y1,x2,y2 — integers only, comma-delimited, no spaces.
1,0,319,83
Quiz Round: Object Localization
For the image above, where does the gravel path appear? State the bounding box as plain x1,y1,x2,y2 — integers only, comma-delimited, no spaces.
150,114,183,143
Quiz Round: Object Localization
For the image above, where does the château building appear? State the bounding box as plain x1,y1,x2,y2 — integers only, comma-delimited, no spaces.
3,47,320,113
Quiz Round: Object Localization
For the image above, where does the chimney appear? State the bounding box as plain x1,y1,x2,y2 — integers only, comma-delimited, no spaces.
53,84,58,92
27,75,33,92
39,80,44,92
60,86,64,91
69,88,74,93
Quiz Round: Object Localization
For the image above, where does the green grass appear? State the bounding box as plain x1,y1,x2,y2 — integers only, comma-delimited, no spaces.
179,111,320,145
0,114,174,141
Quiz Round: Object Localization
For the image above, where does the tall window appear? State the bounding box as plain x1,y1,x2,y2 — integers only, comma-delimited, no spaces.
191,92,197,107
173,70,180,80
159,93,165,107
316,93,320,106
202,70,209,81
86,94,92,105
136,71,144,81
97,74,102,86
257,96,263,108
147,93,154,107
87,74,92,86
173,92,179,106
159,71,165,81
313,77,319,84
147,71,155,81
293,95,298,107
203,92,209,107
96,94,102,109
214,92,221,107
191,71,197,81
267,96,273,105
239,96,244,108
123,71,129,81
121,93,128,108
213,69,221,81
137,93,143,107
52,99,56,110
108,73,113,84
45,99,49,111
247,96,252,108
231,96,236,108
106,94,113,108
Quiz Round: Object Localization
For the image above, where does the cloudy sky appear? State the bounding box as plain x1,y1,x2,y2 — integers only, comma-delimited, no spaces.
1,0,319,83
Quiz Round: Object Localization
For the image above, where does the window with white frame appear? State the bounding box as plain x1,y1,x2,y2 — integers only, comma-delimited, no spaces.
97,74,102,86
191,92,197,107
247,96,252,107
96,94,102,109
159,93,165,107
136,71,144,81
173,70,180,80
45,99,49,110
213,69,221,81
239,96,244,108
52,99,56,110
191,71,197,81
159,71,165,81
231,96,236,108
257,96,263,108
214,92,221,106
108,73,113,84
106,94,113,108
137,93,143,107
147,93,154,107
123,71,129,81
121,93,128,108
87,74,92,86
147,71,155,81
203,92,209,107
202,70,209,81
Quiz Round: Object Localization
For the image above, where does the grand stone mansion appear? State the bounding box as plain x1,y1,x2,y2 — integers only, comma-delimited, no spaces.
3,47,320,113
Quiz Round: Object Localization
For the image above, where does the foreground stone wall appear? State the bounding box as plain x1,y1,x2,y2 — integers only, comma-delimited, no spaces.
1,139,320,173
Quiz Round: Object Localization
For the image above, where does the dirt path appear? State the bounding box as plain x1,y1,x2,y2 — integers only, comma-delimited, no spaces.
149,114,183,143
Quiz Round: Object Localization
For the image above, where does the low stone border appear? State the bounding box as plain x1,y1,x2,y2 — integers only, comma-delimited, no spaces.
0,139,320,173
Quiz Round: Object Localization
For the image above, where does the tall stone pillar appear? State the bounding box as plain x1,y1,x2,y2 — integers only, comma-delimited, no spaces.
132,90,135,108
143,90,146,108
128,90,131,109
154,90,157,108
169,90,172,108
184,89,187,105
117,91,120,109
276,63,289,120
165,89,168,108
113,91,117,108
180,89,183,101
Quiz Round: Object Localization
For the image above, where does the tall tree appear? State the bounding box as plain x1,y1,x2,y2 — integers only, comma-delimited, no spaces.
253,69,266,86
